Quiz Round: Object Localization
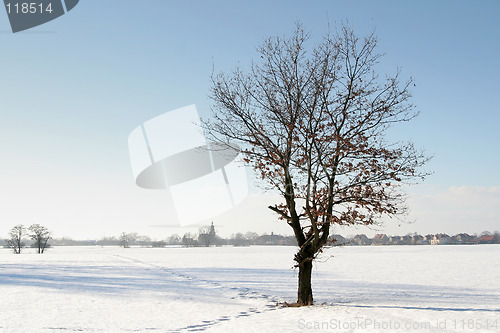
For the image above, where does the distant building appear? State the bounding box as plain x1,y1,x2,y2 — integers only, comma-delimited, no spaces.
431,234,451,245
387,235,417,245
372,234,389,245
350,234,371,246
198,222,219,247
412,234,424,245
423,234,434,243
254,232,296,246
479,235,495,244
388,236,402,245
401,235,414,245
451,233,477,245
329,234,347,246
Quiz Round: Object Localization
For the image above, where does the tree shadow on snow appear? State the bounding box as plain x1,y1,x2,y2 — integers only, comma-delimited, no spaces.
1,263,499,314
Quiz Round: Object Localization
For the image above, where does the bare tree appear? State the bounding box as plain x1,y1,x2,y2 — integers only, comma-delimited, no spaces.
167,234,181,245
119,232,137,248
205,23,429,305
136,235,152,246
245,232,259,243
28,224,51,254
182,233,198,247
229,233,250,247
8,225,26,254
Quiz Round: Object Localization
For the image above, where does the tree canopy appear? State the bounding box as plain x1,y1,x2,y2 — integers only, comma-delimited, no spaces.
205,23,429,305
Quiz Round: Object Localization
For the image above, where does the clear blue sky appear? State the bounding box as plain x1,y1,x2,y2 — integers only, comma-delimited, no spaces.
1,1,499,239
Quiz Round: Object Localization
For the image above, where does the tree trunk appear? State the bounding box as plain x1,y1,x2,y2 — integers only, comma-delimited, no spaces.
297,259,313,306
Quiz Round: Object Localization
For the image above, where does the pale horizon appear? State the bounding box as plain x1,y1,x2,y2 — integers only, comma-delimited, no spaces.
1,1,499,242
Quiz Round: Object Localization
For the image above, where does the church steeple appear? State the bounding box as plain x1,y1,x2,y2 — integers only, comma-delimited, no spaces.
209,222,216,237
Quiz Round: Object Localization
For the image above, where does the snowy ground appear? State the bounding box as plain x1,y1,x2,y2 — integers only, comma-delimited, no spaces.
0,245,499,332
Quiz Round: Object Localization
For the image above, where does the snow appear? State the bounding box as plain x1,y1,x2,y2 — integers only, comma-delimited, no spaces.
0,245,499,332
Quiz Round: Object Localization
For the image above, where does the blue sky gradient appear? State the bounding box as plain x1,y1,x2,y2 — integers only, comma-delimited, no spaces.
1,1,499,238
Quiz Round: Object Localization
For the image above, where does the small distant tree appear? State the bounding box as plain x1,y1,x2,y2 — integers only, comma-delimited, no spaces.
97,236,119,246
8,225,26,254
151,240,167,248
167,234,181,245
230,233,250,246
28,224,51,254
494,231,500,244
182,233,198,247
119,232,137,248
245,232,259,244
136,235,152,247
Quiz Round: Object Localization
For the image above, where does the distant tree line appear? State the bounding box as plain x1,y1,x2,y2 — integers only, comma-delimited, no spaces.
111,228,499,247
0,223,297,248
114,223,297,248
3,224,499,251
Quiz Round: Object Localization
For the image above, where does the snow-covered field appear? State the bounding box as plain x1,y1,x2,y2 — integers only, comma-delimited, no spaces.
1,245,499,332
